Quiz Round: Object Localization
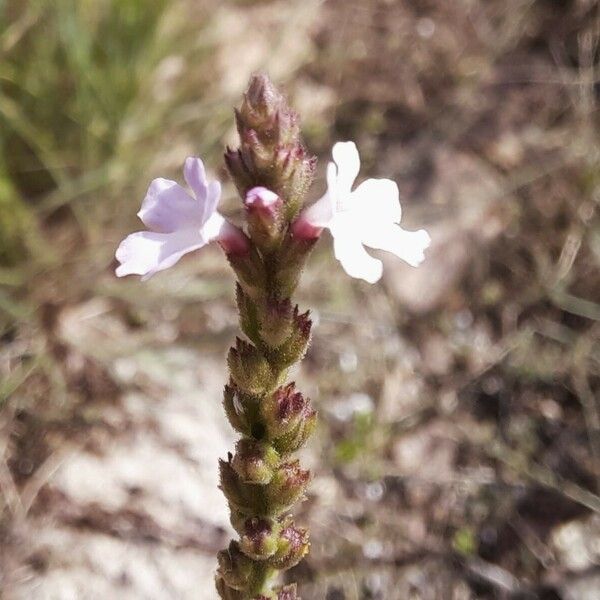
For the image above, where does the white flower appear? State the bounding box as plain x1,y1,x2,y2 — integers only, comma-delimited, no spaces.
293,142,431,283
116,157,247,280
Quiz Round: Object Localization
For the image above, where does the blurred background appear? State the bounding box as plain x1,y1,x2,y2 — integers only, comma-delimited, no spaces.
1,1,599,598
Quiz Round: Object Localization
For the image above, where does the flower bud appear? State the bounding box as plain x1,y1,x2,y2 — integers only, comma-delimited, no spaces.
228,509,247,536
235,284,261,346
261,383,312,439
215,576,246,600
227,74,316,220
216,541,262,592
219,456,262,516
274,147,317,221
232,439,280,485
239,517,281,560
226,246,267,297
268,520,310,571
245,187,284,250
259,298,293,348
272,407,317,455
237,74,301,150
275,231,320,297
291,215,322,241
266,460,311,516
224,146,254,194
274,307,312,368
240,73,281,128
218,222,252,256
227,338,274,395
222,384,251,436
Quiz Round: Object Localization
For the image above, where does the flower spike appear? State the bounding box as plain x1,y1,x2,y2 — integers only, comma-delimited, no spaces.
117,74,431,599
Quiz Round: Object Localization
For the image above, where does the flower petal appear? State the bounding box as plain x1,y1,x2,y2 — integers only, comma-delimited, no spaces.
362,224,431,267
349,178,401,224
332,141,360,197
300,162,337,228
138,178,204,233
332,225,383,283
115,229,206,280
184,157,222,224
183,156,208,201
201,211,228,242
204,180,222,223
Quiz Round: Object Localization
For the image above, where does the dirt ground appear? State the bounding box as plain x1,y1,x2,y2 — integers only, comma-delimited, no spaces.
1,1,599,599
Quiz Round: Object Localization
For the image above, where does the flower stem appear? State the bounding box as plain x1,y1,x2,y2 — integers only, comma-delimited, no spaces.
216,74,318,600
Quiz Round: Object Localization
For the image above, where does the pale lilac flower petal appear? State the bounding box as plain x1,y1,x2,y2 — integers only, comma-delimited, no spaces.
138,178,203,233
115,229,206,280
204,180,222,223
362,224,431,267
183,157,222,224
332,224,383,283
183,156,208,201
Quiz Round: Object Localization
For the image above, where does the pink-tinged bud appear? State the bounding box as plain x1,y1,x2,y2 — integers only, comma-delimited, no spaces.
276,383,307,421
291,215,322,241
294,306,312,337
275,108,300,146
274,146,296,180
244,187,284,251
241,129,271,170
245,186,281,214
218,222,251,256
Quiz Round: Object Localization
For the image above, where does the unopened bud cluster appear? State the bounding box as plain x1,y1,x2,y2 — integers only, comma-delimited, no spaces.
225,75,316,224
217,75,318,599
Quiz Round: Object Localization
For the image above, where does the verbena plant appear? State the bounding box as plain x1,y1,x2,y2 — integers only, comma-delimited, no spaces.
116,73,430,598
